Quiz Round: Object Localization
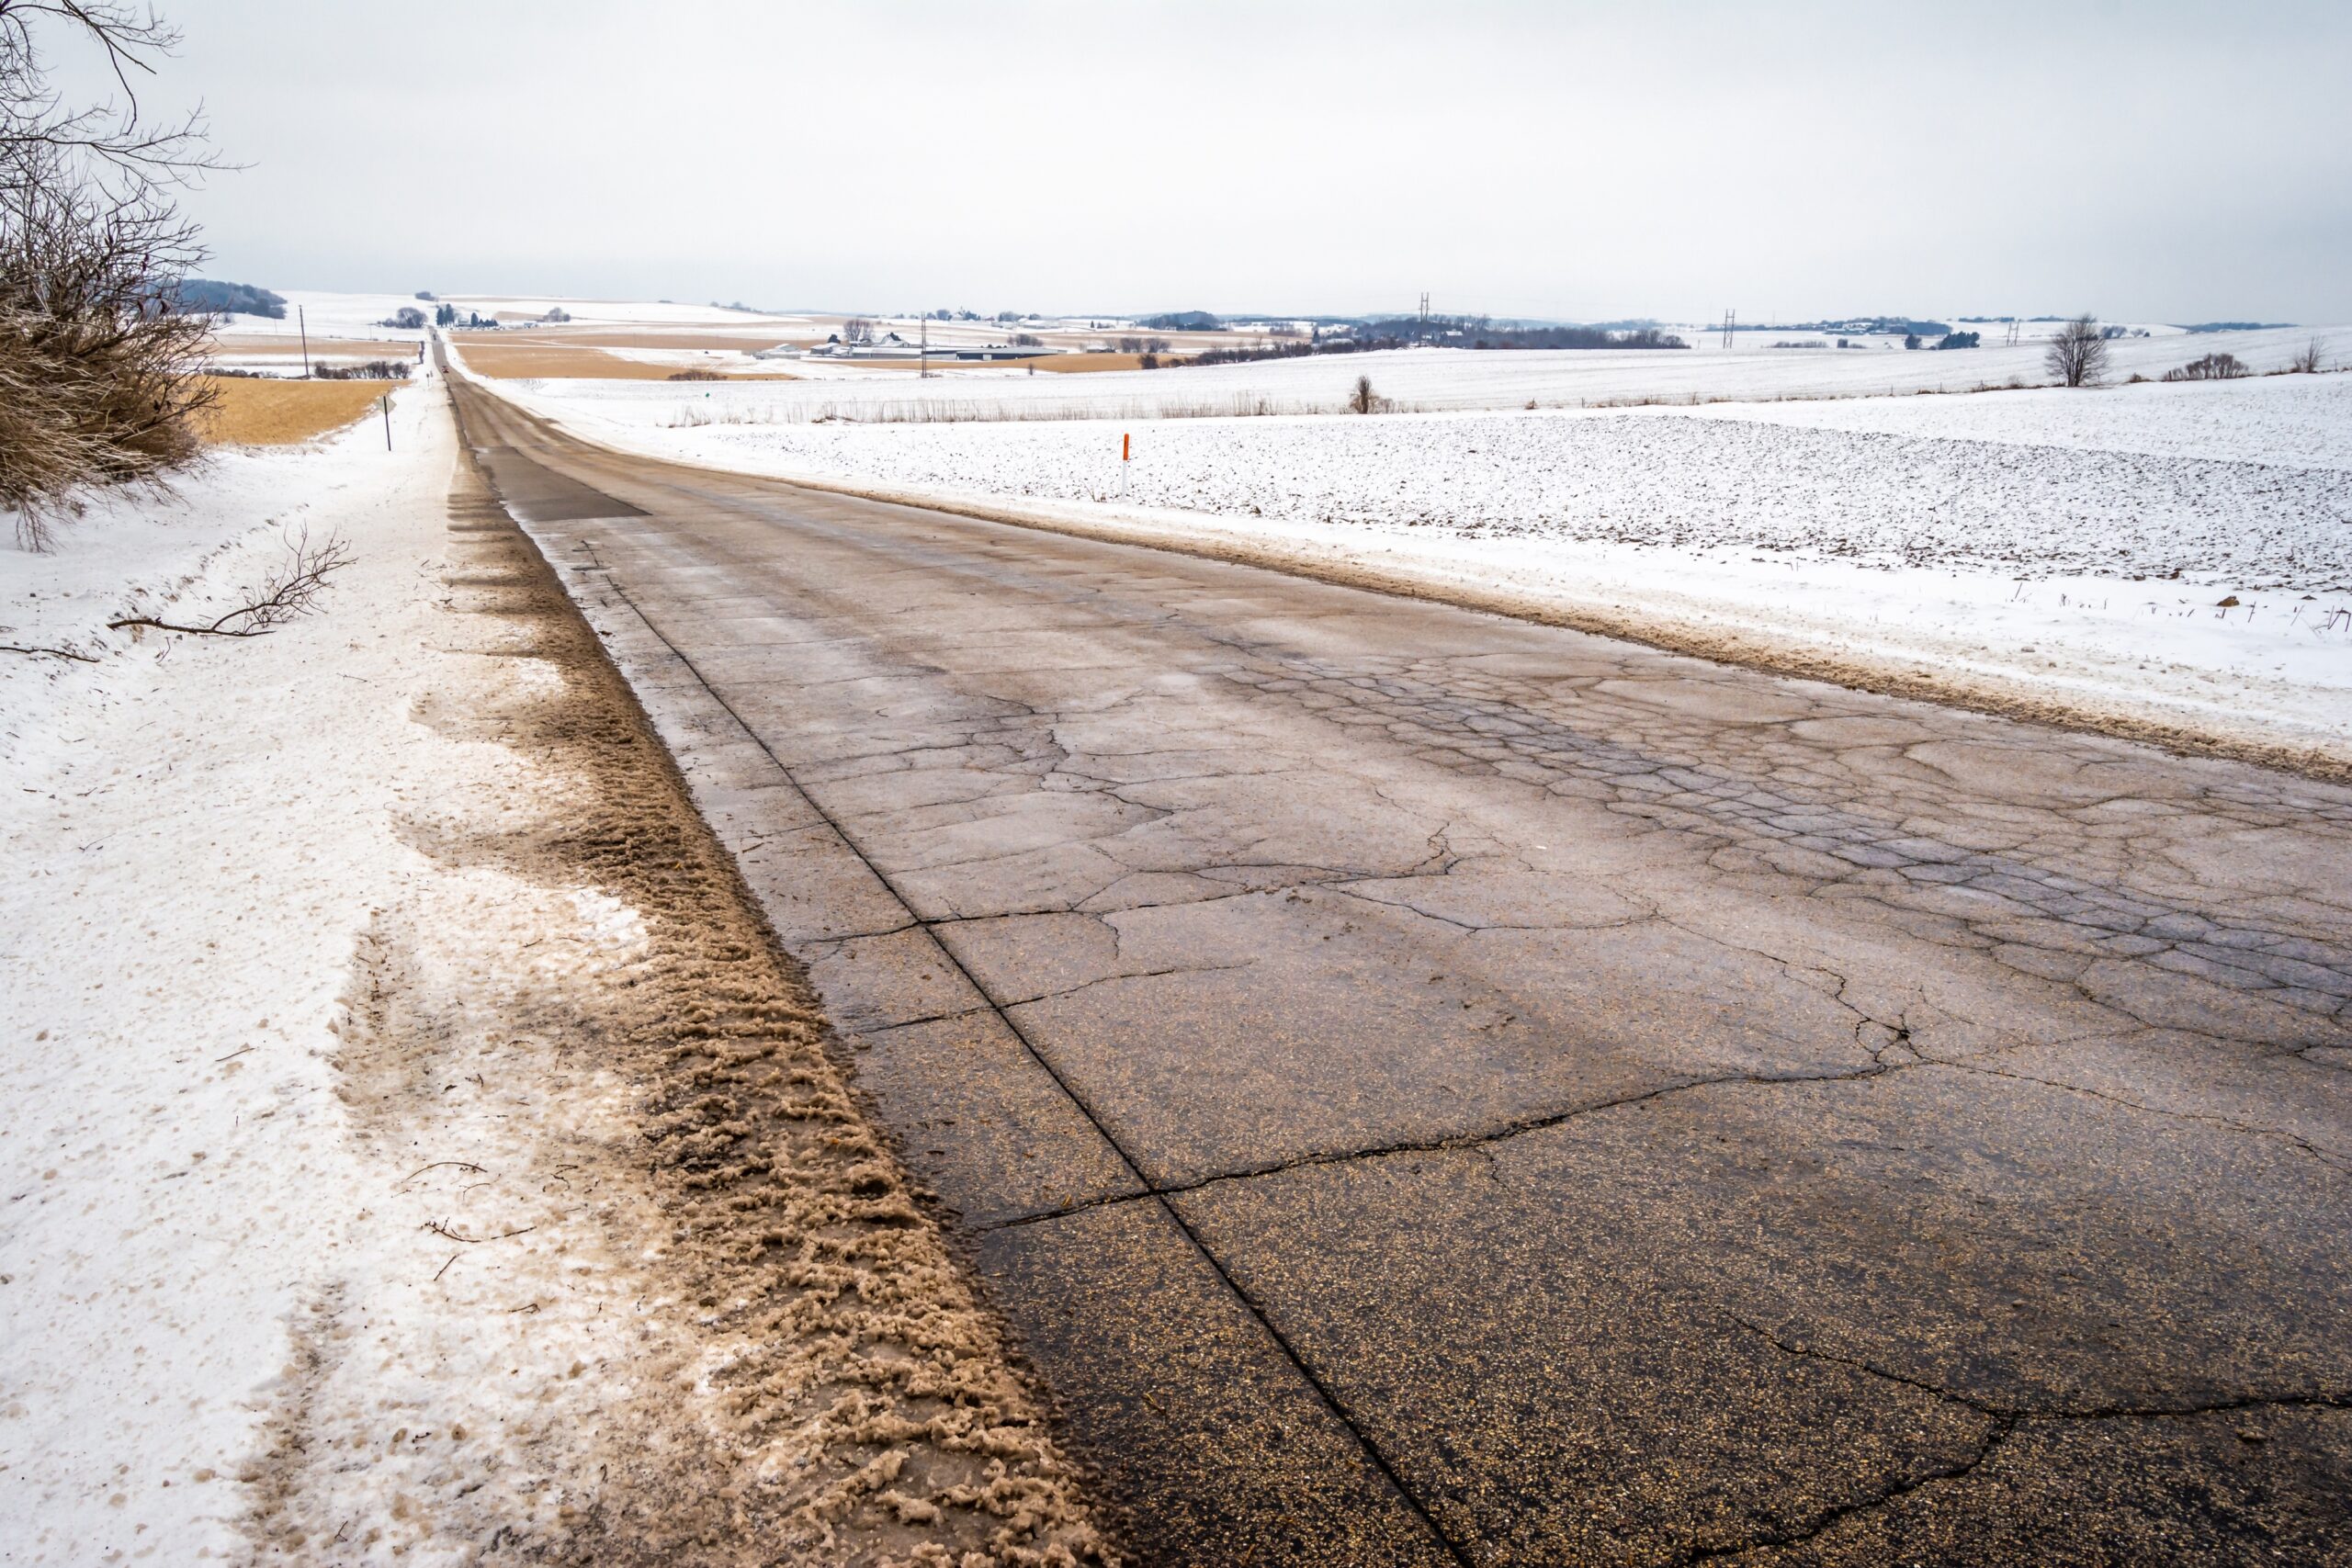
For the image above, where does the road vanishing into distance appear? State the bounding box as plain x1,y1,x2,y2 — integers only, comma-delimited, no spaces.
448,376,2352,1566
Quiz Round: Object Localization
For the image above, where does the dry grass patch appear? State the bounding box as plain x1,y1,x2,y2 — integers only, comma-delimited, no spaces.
209,333,418,357
1025,353,1174,374
457,343,797,381
196,376,393,446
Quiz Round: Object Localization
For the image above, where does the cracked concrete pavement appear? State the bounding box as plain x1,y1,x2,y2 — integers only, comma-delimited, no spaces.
450,374,2352,1566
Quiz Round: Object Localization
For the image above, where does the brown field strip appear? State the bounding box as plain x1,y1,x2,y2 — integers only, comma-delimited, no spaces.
196,376,401,446
210,334,420,357
486,329,814,351
1027,352,1172,373
456,343,797,380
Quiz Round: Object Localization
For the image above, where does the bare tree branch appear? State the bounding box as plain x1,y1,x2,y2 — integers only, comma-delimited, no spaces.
107,528,353,637
0,2,217,188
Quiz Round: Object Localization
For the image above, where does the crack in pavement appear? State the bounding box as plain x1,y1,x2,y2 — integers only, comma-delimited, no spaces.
1693,1315,2352,1563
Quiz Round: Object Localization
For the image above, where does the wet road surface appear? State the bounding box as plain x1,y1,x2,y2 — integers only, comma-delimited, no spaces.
450,378,2352,1565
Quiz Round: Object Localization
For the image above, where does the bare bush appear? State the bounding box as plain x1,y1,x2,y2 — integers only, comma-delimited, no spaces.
1348,374,1390,414
107,526,351,637
841,316,876,345
2162,352,2250,382
2290,337,2324,374
3,2,219,547
2044,314,2109,388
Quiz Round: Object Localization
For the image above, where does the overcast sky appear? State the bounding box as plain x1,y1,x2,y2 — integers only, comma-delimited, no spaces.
83,0,2352,322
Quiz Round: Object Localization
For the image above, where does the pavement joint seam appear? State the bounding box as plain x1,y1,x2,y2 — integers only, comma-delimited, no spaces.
555,513,1484,1568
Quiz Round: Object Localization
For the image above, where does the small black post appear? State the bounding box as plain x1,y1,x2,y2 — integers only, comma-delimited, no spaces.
381,392,391,451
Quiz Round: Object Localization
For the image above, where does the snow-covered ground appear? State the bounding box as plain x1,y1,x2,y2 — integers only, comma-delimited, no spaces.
479,361,2352,772
1,382,522,1560
1,370,1104,1563
471,325,2346,422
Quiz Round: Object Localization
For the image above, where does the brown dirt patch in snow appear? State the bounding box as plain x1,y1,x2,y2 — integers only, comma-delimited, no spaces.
243,459,1113,1565
195,375,396,445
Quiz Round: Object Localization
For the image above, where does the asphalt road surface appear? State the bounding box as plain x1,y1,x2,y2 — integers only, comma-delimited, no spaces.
448,376,2352,1566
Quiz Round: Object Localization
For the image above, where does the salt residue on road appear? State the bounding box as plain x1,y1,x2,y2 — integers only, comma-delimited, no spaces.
481,364,2352,775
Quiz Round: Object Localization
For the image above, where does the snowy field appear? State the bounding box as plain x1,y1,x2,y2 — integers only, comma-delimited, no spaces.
482,360,2352,770
475,325,2344,420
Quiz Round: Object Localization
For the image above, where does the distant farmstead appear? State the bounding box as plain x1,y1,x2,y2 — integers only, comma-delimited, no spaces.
798,329,1050,362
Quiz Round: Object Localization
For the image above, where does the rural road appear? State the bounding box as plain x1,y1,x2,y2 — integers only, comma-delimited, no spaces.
447,375,2352,1566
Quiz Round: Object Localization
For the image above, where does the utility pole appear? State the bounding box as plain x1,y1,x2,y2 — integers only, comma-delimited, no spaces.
299,304,311,378
920,313,930,378
1419,291,1430,344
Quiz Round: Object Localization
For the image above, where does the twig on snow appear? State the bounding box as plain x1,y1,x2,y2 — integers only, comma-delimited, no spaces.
424,1218,537,1245
396,1160,487,1188
107,527,353,637
2,643,98,661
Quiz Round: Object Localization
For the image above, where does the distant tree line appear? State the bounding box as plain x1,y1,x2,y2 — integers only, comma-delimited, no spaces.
1184,336,1408,368
167,278,285,319
1355,315,1687,350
